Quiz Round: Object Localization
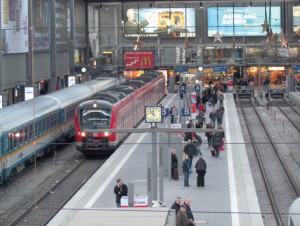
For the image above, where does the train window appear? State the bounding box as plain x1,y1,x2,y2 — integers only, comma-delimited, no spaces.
38,120,42,136
29,124,33,141
24,126,28,143
13,131,18,149
19,128,23,145
80,108,111,129
47,116,50,131
35,121,38,138
8,133,13,151
42,118,46,134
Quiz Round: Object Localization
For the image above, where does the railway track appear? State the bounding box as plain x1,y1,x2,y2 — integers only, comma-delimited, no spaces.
239,102,300,226
5,158,106,226
273,101,300,133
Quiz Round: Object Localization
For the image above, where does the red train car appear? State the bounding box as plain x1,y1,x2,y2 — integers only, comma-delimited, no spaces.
74,71,165,154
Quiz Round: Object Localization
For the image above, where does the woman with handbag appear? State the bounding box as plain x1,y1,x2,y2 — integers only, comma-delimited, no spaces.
171,149,179,180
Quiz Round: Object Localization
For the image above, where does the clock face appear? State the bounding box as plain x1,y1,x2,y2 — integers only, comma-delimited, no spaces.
145,106,162,123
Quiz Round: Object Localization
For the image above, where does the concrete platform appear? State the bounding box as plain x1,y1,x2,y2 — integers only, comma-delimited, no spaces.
47,93,264,226
289,92,300,108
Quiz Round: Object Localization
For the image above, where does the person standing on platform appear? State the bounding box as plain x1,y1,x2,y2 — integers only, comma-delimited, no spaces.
176,204,189,226
205,123,214,150
196,111,204,128
209,109,217,128
212,131,223,157
195,156,207,187
171,149,179,180
183,139,197,168
218,92,225,105
184,198,195,226
114,179,128,207
211,90,218,107
170,105,178,124
182,155,191,187
215,105,225,126
198,101,206,113
171,196,182,215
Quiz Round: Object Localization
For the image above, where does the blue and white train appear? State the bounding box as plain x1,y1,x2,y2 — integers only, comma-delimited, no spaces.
0,77,119,184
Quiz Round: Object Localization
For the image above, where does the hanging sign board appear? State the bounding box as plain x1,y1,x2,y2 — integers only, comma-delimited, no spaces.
0,95,2,109
25,87,34,100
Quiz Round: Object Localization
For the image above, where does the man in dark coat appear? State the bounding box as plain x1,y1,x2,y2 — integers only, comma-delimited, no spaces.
176,204,190,226
184,199,195,226
113,179,128,207
171,196,181,215
215,105,225,126
209,109,217,128
195,156,207,187
183,139,197,168
212,132,223,157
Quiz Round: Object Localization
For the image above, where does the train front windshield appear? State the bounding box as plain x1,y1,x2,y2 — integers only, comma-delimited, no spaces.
80,109,111,129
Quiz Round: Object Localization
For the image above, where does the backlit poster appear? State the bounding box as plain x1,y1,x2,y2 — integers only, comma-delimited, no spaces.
1,0,28,53
33,0,50,50
123,8,195,38
293,6,300,35
208,7,281,37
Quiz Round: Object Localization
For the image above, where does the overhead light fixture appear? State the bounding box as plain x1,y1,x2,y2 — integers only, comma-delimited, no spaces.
200,2,203,9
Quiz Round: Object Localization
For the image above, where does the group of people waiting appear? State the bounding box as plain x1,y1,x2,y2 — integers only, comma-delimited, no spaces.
171,197,196,226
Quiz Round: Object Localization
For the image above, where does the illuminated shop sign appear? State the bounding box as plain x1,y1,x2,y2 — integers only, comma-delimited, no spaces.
268,67,285,71
293,6,300,36
124,51,154,69
208,7,281,37
123,8,195,38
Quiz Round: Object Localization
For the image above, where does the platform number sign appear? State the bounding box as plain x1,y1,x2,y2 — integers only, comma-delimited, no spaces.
194,85,200,92
179,84,187,93
162,108,169,117
181,108,190,116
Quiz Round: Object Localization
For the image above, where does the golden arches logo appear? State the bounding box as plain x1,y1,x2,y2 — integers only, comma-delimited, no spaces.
141,57,152,67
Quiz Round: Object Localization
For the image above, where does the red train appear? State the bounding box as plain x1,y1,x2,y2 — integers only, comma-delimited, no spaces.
74,71,165,154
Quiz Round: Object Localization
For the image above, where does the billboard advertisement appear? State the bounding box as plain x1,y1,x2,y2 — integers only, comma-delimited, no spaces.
207,7,281,37
123,8,195,38
1,0,28,53
293,6,300,36
33,0,50,50
124,51,154,69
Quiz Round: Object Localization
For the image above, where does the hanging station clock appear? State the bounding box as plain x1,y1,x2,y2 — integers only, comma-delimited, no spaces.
145,106,163,123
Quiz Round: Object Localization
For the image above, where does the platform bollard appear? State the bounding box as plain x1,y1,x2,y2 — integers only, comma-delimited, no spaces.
128,182,134,207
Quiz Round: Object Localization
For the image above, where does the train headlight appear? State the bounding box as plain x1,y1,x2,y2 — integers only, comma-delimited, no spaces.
81,132,86,137
93,103,97,108
104,131,110,137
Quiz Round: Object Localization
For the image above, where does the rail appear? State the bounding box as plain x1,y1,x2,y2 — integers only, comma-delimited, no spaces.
240,102,300,226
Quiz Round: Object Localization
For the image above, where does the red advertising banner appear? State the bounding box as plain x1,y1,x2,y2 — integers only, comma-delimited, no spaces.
124,51,154,69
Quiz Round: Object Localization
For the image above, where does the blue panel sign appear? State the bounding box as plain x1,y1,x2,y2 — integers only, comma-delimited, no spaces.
194,85,201,92
181,108,190,116
174,66,188,73
162,108,170,117
213,66,227,72
293,65,300,72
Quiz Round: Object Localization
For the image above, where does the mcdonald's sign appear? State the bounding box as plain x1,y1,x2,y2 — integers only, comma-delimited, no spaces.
124,51,154,69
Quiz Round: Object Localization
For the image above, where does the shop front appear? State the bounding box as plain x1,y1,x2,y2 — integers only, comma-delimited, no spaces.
246,66,289,87
201,66,229,87
293,65,300,91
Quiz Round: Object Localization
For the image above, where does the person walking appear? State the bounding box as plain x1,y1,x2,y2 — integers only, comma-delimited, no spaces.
182,155,191,187
209,109,217,128
170,105,178,124
176,204,190,226
196,111,205,128
212,131,223,157
113,179,128,207
171,149,179,180
171,196,182,215
195,156,207,187
215,105,225,126
183,139,197,168
184,198,195,226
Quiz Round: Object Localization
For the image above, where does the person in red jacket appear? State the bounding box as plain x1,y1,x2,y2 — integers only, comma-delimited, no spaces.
198,101,206,113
